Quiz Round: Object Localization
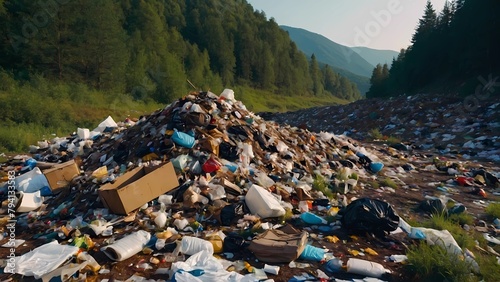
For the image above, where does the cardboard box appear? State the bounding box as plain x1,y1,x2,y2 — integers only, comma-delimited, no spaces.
98,162,179,215
43,160,80,192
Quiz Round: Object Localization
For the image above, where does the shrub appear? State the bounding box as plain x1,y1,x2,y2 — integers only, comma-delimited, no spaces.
312,174,334,199
485,203,500,219
368,128,383,140
406,242,477,282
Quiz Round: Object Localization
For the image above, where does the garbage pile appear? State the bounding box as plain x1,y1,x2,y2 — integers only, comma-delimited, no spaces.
0,89,499,282
261,93,500,162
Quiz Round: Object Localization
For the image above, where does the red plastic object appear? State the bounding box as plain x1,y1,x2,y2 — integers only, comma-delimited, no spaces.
202,158,222,173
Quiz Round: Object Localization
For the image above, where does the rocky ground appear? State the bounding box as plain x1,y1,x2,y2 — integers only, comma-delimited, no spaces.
0,92,499,282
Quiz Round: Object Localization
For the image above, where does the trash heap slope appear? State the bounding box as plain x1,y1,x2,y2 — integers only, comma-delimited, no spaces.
1,89,500,282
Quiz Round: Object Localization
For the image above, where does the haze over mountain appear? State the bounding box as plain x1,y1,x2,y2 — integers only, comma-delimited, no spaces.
281,25,374,77
351,47,399,68
281,25,399,95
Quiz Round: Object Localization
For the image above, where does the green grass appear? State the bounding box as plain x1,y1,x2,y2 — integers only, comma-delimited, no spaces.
385,135,402,145
235,85,349,113
406,242,478,282
312,174,334,199
422,213,476,249
485,203,500,219
0,80,350,153
368,128,383,140
448,212,474,226
380,177,398,189
367,180,380,189
477,254,500,282
0,78,159,152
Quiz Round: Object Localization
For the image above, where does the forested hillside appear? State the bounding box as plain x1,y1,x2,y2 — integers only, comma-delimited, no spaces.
0,0,360,102
0,0,361,152
367,0,500,98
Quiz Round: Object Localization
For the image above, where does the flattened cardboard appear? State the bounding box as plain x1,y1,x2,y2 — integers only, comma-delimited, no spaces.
98,162,179,215
218,178,242,195
43,160,80,192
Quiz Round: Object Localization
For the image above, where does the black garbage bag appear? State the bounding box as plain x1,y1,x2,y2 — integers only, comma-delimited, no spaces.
220,203,249,226
418,199,447,215
223,233,249,252
340,198,400,238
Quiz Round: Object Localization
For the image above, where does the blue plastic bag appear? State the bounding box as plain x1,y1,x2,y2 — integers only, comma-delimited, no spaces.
298,244,325,262
300,212,327,225
172,129,195,148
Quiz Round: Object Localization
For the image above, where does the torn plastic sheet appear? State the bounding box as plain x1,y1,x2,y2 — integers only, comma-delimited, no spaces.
171,250,255,282
13,240,79,279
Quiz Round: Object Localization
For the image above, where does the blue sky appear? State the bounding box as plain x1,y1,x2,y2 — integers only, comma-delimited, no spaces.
246,0,448,51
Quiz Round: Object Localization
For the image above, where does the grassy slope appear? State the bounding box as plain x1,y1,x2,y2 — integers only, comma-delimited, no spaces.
0,83,349,153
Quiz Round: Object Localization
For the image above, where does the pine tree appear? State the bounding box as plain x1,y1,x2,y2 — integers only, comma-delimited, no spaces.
309,54,323,95
412,1,437,44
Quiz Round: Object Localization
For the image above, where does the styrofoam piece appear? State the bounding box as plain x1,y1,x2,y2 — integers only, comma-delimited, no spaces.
77,128,90,139
245,184,285,219
103,230,151,261
16,191,43,213
263,264,280,275
93,116,117,133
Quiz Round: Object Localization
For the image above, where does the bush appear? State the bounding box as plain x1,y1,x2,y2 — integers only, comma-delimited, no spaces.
485,203,500,219
368,128,383,140
312,174,334,199
406,242,477,282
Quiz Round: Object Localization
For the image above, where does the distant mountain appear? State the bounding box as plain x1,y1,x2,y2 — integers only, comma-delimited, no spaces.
281,25,374,77
351,47,399,67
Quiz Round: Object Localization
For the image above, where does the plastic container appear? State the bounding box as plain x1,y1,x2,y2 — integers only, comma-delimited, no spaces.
103,230,151,261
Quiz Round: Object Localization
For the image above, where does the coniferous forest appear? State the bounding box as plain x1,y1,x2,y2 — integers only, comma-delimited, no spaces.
0,0,361,103
367,0,500,98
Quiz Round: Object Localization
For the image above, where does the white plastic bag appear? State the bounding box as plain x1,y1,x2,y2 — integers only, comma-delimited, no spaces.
220,89,235,101
177,236,214,256
346,258,391,278
13,241,79,279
